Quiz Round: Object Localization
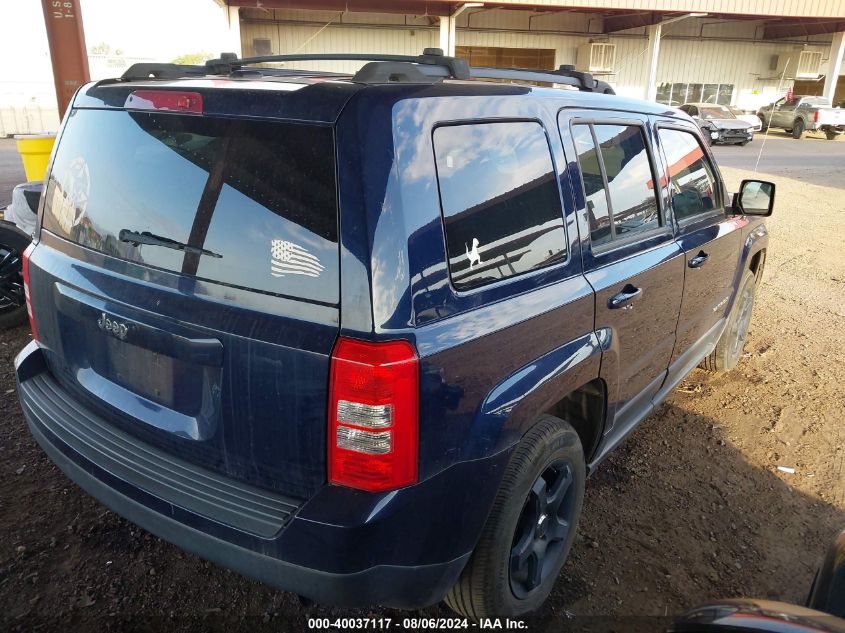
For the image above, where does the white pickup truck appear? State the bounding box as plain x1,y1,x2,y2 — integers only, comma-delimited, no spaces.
757,95,845,140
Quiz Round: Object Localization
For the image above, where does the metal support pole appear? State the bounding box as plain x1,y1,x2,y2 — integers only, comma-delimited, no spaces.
439,15,457,56
823,31,844,104
227,5,242,56
645,23,662,102
40,0,90,119
440,3,480,57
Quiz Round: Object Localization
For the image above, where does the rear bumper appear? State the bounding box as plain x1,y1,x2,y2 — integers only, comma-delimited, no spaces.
16,341,505,608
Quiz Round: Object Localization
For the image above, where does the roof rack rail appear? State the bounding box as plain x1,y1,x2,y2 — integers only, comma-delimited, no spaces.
122,48,614,94
221,48,471,81
469,65,615,94
121,62,212,81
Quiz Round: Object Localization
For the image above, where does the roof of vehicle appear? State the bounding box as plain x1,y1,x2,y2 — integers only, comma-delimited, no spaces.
78,71,678,124
76,76,364,123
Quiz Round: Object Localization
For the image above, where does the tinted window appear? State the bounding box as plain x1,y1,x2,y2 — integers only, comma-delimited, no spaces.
572,124,611,246
593,124,660,240
43,109,338,303
571,123,661,246
433,122,567,291
658,128,718,221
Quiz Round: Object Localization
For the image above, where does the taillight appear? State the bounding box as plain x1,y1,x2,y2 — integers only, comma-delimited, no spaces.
814,110,820,123
328,337,419,492
125,90,203,114
22,243,37,340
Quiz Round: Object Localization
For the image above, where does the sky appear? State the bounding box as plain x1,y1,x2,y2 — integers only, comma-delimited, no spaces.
0,0,232,106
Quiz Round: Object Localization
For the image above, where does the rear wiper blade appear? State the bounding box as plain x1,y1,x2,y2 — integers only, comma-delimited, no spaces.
118,229,222,258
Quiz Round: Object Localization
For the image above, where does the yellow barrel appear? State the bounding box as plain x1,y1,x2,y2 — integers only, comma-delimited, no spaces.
14,134,56,182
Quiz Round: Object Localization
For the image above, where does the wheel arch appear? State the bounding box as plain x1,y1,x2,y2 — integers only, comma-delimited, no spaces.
543,377,606,462
477,332,605,461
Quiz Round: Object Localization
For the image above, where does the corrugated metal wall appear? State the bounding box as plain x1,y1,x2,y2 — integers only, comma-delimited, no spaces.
239,8,834,107
473,0,845,19
240,8,437,73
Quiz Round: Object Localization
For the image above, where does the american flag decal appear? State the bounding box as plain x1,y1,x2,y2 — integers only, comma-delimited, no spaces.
270,239,325,278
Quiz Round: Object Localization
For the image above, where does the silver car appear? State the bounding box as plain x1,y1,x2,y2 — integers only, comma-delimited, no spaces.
679,103,754,146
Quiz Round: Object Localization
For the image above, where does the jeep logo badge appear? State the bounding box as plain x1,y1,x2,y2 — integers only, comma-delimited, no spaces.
97,312,129,341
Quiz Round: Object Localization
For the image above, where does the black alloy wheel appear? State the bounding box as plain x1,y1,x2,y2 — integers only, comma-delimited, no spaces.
509,459,577,598
444,415,585,620
0,245,24,310
0,221,32,329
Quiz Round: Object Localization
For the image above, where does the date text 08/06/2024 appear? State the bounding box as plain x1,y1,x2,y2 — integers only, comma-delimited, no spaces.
307,618,529,629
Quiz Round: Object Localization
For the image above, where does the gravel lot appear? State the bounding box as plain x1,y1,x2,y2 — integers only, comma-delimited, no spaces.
1,138,844,631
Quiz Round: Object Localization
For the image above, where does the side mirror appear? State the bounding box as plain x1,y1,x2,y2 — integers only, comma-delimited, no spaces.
733,179,775,217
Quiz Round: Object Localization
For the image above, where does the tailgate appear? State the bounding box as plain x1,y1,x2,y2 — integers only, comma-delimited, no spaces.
29,99,340,500
819,108,845,126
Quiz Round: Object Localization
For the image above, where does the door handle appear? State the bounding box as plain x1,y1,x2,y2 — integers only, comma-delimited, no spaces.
608,284,642,309
688,251,710,268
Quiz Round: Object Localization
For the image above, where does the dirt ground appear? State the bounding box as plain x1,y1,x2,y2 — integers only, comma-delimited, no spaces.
1,161,844,631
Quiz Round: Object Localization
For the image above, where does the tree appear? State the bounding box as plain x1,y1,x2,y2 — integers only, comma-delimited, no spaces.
90,42,111,55
171,53,213,65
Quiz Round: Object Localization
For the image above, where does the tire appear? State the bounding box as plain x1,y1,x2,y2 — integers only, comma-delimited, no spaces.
757,114,768,131
444,415,585,620
792,119,805,139
0,221,31,329
700,269,756,373
825,129,841,141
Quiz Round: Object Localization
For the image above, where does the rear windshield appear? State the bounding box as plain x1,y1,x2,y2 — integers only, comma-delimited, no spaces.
43,109,338,304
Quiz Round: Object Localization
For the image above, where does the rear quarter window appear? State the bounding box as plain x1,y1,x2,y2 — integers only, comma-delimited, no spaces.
43,109,338,304
432,121,567,291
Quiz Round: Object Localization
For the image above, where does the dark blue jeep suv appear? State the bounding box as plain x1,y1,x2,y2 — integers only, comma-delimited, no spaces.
15,49,774,618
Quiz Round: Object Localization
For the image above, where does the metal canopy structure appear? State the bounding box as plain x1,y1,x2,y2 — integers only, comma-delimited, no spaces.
219,0,845,21
32,0,845,130
763,19,845,39
219,1,845,41
219,0,845,104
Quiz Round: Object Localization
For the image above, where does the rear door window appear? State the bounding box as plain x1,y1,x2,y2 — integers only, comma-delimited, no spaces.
571,122,661,247
433,121,567,291
43,109,338,303
571,125,612,246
